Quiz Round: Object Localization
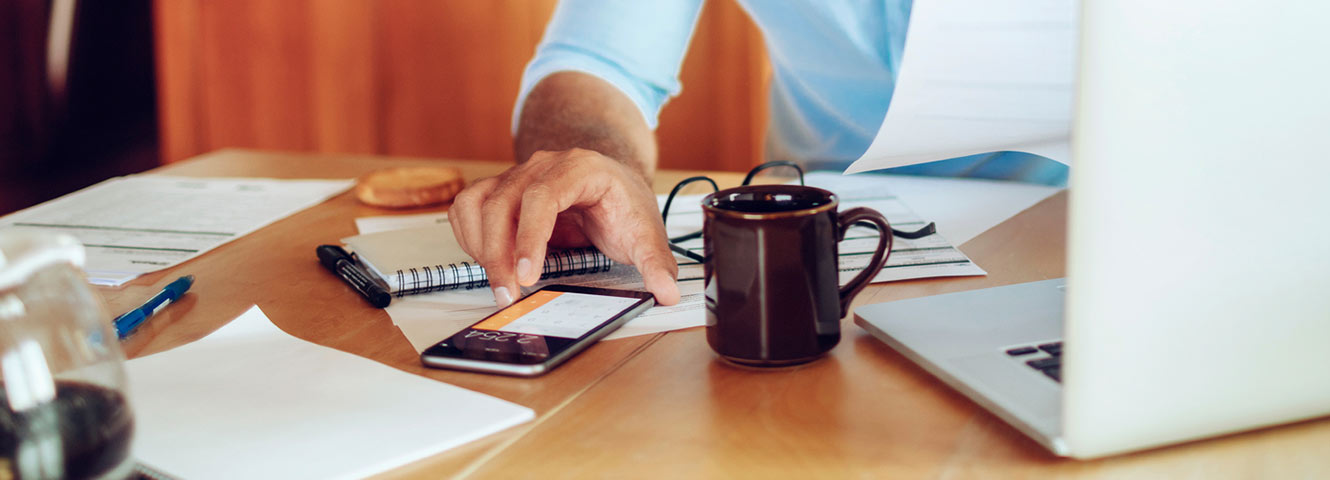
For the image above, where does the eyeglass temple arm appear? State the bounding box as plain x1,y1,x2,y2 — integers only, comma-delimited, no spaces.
855,220,937,239
671,221,935,264
662,161,804,229
661,176,719,228
742,161,804,186
669,231,703,243
668,243,705,263
662,163,931,263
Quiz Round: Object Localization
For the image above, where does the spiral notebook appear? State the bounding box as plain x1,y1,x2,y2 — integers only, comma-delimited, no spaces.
341,224,612,295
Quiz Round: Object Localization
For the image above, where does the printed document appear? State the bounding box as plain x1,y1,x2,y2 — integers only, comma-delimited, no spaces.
845,0,1078,173
366,179,986,351
0,175,352,285
800,172,1062,246
659,179,987,287
127,305,533,480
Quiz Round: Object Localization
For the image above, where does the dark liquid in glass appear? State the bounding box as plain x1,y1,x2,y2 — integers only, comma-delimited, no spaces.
0,381,134,479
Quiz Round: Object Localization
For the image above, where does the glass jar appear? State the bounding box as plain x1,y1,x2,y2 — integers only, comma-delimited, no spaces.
0,232,134,479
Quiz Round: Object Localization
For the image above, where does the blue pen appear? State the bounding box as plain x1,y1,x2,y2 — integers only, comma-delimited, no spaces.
114,275,194,339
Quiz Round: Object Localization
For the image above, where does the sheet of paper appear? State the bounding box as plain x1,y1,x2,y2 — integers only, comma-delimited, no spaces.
382,171,1057,350
380,178,990,351
355,212,450,235
802,172,1063,246
126,305,533,480
358,217,707,349
385,264,702,350
386,287,502,353
0,175,352,285
659,179,988,286
845,0,1078,173
342,224,471,276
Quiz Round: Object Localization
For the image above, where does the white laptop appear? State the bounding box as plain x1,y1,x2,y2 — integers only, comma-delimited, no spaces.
855,0,1330,459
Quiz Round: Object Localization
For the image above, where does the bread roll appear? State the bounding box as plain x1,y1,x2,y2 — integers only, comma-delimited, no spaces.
353,166,466,208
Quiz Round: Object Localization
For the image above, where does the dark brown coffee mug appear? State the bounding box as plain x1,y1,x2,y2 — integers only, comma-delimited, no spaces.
701,184,893,366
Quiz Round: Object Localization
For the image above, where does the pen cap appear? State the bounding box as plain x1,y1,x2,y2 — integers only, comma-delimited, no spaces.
0,230,137,479
316,245,352,271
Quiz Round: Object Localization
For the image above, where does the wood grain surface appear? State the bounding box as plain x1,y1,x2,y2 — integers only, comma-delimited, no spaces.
81,150,1330,478
456,189,1330,479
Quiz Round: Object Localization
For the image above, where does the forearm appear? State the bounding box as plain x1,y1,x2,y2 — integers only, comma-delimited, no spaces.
514,71,658,179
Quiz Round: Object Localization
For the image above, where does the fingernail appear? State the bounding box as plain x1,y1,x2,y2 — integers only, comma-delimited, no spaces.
516,257,532,281
494,286,513,307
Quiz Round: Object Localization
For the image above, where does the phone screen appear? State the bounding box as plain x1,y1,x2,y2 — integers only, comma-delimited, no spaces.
471,290,642,338
422,287,651,370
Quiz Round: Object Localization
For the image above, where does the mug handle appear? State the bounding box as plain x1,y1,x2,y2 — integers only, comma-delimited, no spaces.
835,207,893,317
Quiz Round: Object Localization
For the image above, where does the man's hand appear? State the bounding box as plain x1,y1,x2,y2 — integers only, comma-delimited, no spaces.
449,148,680,308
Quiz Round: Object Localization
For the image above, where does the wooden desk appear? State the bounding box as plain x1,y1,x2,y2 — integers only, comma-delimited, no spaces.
98,150,1328,478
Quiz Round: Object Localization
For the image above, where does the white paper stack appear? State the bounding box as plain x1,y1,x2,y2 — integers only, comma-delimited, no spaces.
127,306,534,480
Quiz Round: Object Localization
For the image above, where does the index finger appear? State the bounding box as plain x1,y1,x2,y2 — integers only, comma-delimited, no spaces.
477,183,525,307
513,183,562,286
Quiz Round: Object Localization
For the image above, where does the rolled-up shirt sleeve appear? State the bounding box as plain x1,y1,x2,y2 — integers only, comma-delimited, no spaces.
513,0,706,132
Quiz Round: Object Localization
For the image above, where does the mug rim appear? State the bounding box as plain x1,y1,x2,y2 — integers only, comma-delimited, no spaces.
701,184,838,220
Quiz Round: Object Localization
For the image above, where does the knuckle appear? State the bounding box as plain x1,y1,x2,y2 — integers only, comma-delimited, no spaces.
480,196,512,218
452,191,477,210
528,150,556,163
569,148,609,165
563,148,606,166
470,176,498,191
522,183,554,203
565,147,593,158
529,150,574,170
559,157,607,182
478,186,517,211
454,185,487,208
546,160,576,180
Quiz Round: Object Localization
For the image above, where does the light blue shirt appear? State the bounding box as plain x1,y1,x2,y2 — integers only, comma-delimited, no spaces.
516,0,1067,186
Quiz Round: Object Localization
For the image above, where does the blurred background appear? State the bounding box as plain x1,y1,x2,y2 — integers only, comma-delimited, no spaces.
0,0,770,216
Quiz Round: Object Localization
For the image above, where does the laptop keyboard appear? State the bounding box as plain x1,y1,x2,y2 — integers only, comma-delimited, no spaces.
1005,341,1063,383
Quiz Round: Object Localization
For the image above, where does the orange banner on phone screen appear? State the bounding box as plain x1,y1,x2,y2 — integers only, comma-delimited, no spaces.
471,290,564,331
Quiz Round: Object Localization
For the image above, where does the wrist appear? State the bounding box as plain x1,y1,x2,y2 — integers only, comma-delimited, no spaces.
526,147,654,183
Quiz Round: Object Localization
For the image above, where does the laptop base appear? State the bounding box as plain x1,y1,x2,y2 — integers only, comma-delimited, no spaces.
854,278,1069,456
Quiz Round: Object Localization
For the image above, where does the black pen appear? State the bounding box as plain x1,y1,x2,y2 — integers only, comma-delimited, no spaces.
317,245,391,308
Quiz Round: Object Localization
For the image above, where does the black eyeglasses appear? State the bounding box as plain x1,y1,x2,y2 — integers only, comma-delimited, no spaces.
660,161,936,262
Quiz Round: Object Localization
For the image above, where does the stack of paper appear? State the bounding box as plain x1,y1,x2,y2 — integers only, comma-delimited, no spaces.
0,176,352,285
365,175,1022,352
127,306,534,480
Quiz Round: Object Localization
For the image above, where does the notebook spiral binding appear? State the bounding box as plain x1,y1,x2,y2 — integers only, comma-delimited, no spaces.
392,247,613,296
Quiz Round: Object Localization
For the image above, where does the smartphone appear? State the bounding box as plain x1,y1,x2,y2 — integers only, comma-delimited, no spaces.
421,285,655,376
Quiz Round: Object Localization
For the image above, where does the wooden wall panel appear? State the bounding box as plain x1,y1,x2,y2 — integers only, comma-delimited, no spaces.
370,1,553,159
199,1,314,151
154,0,768,173
154,0,204,163
657,0,769,173
308,1,377,153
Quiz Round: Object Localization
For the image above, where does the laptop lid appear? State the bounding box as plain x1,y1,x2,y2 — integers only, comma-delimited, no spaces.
1064,0,1330,458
